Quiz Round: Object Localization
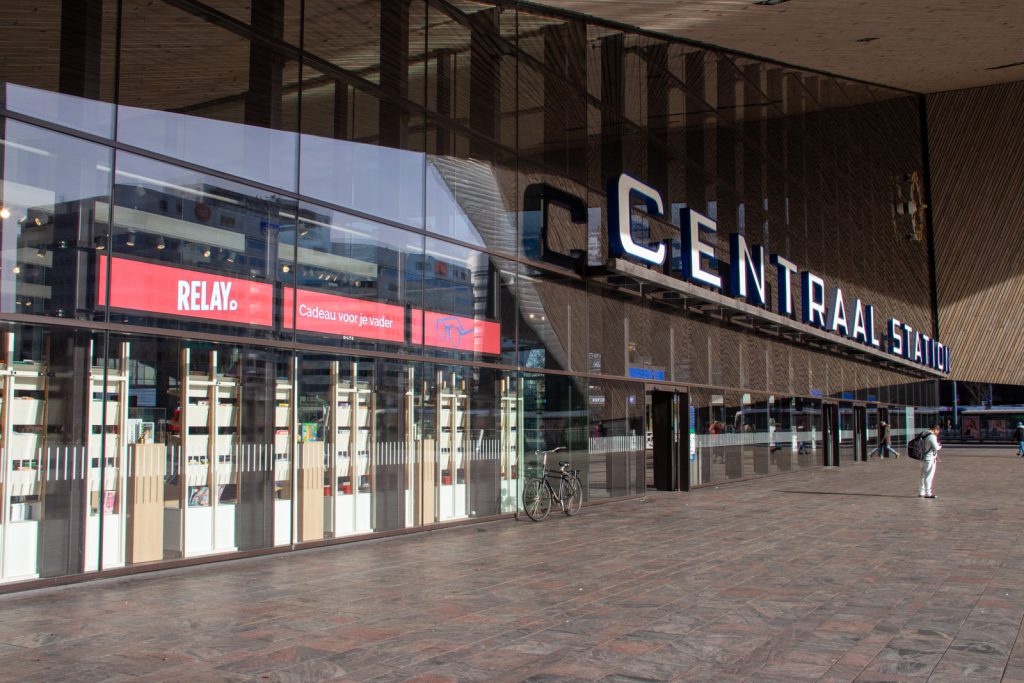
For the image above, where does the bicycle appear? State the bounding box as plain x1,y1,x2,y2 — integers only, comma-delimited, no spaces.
521,446,583,521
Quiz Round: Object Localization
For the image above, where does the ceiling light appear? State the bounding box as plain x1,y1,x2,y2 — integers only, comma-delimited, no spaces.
156,236,166,250
202,246,212,258
0,208,9,219
126,230,136,247
281,264,290,273
12,265,21,274
36,245,46,258
95,235,107,250
226,251,237,263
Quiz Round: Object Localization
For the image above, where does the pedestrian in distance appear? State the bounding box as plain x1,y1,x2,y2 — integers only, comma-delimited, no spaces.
1015,422,1024,456
868,420,900,458
918,424,942,499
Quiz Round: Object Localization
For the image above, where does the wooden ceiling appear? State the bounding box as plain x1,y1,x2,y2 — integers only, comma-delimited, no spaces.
528,0,1024,93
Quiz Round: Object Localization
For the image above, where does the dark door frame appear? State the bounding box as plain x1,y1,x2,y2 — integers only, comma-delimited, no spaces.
823,403,840,467
647,385,689,492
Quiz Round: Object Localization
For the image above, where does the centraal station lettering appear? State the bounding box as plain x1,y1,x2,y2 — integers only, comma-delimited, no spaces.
531,173,951,375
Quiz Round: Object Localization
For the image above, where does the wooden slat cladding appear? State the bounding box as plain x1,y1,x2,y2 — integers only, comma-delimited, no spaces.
928,80,1024,383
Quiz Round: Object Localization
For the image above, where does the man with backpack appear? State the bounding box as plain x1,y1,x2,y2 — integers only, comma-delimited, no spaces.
917,424,942,498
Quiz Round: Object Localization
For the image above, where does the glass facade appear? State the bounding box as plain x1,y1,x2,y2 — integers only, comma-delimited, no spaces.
0,0,939,587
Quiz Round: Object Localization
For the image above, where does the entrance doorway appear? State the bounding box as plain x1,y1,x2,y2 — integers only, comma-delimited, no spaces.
647,390,690,491
823,403,840,467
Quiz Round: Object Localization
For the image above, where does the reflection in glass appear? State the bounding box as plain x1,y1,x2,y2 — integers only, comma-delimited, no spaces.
117,0,299,190
0,120,112,317
105,153,292,339
288,206,418,354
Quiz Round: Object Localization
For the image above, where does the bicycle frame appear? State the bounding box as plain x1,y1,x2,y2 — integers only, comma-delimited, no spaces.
521,446,583,521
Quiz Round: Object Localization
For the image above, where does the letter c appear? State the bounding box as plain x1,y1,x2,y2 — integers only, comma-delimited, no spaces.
607,174,666,265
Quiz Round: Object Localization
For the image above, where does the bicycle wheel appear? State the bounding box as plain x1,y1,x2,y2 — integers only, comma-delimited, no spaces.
522,478,552,521
560,474,583,516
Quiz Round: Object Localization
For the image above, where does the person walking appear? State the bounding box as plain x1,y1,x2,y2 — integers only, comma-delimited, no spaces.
1014,422,1024,456
919,424,942,499
868,420,900,458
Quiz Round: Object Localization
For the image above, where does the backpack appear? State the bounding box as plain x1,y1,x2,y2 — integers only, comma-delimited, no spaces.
907,431,932,460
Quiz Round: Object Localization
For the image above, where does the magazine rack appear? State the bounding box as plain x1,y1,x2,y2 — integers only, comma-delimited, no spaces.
499,376,522,512
405,368,429,526
273,377,293,546
327,361,374,536
0,332,48,582
84,340,130,571
166,348,241,557
437,371,469,521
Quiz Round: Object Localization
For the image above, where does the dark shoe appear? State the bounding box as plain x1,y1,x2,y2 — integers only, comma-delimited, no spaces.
924,494,936,499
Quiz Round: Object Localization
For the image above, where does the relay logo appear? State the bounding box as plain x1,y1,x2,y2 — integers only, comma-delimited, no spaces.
177,280,237,312
97,256,273,326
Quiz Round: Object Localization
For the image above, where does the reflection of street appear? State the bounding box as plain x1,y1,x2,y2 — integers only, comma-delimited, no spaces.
697,430,820,480
587,435,645,499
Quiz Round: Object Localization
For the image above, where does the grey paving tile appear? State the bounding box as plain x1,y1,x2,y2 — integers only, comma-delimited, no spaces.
5,450,1024,682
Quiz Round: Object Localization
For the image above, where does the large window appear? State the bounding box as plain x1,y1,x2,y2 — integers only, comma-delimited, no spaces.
0,0,938,587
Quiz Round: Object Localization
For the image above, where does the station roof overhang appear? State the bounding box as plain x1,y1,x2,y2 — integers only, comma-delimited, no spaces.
596,257,946,380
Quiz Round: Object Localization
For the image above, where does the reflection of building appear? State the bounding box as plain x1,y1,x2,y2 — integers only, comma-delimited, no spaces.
3,0,1007,592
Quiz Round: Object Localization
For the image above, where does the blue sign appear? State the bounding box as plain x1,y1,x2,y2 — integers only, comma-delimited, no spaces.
627,367,666,381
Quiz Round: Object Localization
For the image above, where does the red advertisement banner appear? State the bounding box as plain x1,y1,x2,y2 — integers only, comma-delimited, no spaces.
284,287,405,343
97,256,274,327
413,309,501,355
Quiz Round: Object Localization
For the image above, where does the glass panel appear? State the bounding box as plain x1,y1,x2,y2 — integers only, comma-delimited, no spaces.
0,3,116,137
424,2,517,245
518,265,587,373
295,354,414,538
299,0,427,227
420,237,512,363
0,324,101,581
421,364,508,522
839,402,855,463
0,119,112,317
795,398,822,467
587,380,643,499
118,0,299,190
289,203,420,354
106,152,293,339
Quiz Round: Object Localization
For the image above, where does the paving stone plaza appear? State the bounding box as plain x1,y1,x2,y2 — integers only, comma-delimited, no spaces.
2,446,1024,682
